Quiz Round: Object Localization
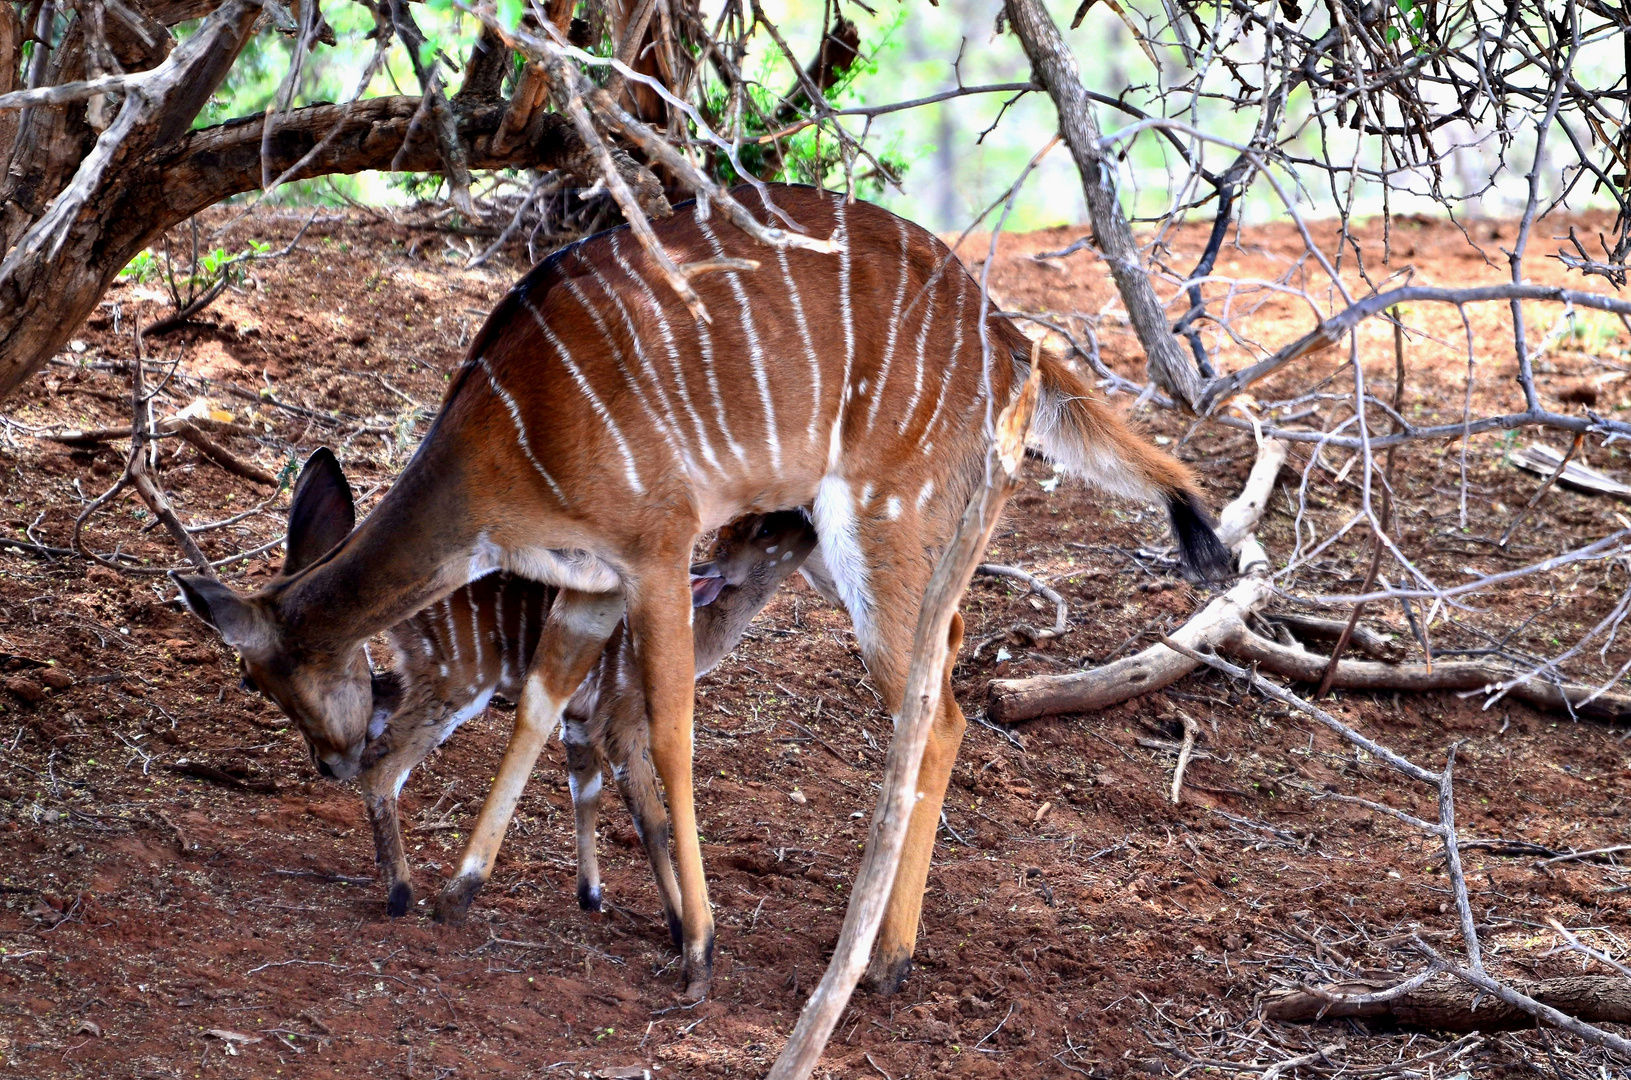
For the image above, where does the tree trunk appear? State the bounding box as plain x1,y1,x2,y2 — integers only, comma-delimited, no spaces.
0,0,668,401
1003,0,1204,409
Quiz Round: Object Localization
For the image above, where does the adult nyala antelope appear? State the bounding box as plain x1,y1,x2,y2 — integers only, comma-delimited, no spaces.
356,483,818,936
176,183,1228,1000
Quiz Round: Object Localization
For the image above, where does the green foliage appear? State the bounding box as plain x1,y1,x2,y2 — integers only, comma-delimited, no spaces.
1385,0,1427,47
700,15,912,198
119,249,160,283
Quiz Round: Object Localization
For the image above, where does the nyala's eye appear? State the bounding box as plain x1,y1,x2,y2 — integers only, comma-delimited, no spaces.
756,521,776,540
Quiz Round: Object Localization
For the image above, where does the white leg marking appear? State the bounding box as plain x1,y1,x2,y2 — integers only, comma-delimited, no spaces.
478,356,567,503
522,300,645,494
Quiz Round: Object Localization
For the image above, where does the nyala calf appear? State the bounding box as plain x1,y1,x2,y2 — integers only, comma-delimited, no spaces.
359,509,818,940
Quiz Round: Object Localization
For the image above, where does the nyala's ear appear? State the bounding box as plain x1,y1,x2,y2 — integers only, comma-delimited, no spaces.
285,447,355,574
689,561,725,607
172,573,269,651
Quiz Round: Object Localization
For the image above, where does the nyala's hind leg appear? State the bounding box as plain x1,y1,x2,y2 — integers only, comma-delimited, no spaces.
614,743,683,951
563,720,607,913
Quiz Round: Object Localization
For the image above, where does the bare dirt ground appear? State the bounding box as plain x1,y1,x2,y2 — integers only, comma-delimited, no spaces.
0,203,1627,1079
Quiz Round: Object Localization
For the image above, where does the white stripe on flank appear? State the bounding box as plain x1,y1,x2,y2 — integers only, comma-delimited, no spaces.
523,300,645,494
609,235,721,473
495,583,508,684
754,187,822,443
564,267,693,479
442,599,460,665
918,280,966,454
916,478,935,512
864,216,912,430
779,246,821,443
478,355,567,503
516,589,529,687
466,586,482,677
828,195,854,472
897,285,938,434
696,218,781,472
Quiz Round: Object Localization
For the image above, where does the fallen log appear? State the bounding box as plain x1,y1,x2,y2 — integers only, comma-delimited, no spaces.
1263,974,1631,1031
987,437,1286,725
989,432,1631,725
1225,623,1631,722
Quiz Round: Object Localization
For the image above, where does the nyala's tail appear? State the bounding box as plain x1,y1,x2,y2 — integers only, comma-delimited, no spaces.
1017,346,1233,580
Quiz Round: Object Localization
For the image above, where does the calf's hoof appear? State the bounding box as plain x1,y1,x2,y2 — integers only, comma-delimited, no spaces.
386,880,413,919
577,879,603,913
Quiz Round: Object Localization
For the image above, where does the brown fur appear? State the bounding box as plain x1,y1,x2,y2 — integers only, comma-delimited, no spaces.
360,512,817,934
176,184,1223,1000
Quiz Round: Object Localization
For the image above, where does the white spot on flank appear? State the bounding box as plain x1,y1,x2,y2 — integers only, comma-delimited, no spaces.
916,479,936,512
886,496,902,520
812,475,873,652
477,356,566,503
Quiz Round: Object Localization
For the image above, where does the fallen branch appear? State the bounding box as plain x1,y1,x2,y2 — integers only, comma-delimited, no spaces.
971,562,1068,656
1224,623,1631,721
162,419,277,487
988,438,1286,724
1262,973,1631,1032
1169,710,1199,804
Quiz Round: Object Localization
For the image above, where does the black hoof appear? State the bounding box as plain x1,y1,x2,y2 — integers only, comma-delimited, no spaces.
387,880,412,919
863,953,913,997
577,879,602,913
665,908,683,952
433,875,483,925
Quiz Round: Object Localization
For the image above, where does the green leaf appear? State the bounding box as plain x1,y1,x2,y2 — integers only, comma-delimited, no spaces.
1384,24,1401,43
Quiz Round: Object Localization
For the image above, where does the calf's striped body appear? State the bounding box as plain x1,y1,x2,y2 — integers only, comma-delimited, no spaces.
177,184,1228,1000
360,511,818,937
